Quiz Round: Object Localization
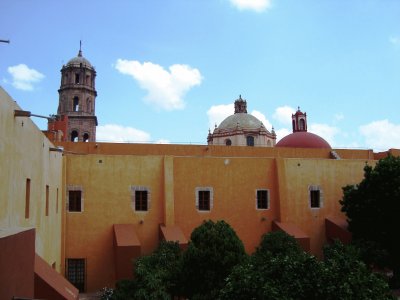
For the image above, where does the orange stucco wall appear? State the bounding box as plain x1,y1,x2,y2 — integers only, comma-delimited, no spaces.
59,141,382,292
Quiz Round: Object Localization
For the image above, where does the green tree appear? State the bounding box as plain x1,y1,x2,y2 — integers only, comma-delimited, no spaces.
113,241,182,300
219,231,323,300
321,241,394,300
181,220,246,299
219,232,394,300
340,155,400,286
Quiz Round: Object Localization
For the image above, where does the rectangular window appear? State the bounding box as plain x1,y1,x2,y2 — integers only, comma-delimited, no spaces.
135,190,148,211
310,190,320,208
68,190,82,212
195,187,213,212
198,190,210,211
25,178,31,219
45,185,49,216
257,189,269,209
309,185,322,208
66,258,85,293
75,73,80,84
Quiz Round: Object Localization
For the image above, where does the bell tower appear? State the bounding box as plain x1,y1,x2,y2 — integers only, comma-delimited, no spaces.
292,107,307,132
57,44,98,142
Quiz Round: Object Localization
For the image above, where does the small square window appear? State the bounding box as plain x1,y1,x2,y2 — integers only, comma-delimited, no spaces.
135,190,148,211
257,189,269,209
198,190,210,211
69,190,82,212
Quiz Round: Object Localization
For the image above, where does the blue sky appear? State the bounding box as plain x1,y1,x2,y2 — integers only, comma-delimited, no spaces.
1,0,400,150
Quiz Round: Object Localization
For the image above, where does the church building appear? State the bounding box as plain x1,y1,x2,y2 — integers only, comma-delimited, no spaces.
1,48,398,297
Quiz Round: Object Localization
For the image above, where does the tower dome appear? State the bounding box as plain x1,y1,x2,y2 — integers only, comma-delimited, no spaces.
276,107,331,149
66,50,93,69
207,95,276,147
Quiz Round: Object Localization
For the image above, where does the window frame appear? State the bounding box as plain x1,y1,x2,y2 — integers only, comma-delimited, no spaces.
309,185,323,209
195,187,213,212
256,189,270,210
67,186,84,213
246,135,255,146
131,186,150,212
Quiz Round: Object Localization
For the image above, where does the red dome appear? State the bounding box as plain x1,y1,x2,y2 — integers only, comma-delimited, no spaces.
276,131,331,149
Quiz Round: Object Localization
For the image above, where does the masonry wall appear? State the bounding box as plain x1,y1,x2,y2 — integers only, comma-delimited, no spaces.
0,87,63,269
61,141,374,292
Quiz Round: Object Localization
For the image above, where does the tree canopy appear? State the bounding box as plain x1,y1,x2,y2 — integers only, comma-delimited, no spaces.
112,222,394,299
181,220,246,299
340,155,400,285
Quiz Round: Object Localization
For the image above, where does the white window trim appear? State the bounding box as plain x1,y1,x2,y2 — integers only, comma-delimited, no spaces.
195,187,213,212
255,189,270,210
67,185,84,213
308,185,323,209
131,186,151,212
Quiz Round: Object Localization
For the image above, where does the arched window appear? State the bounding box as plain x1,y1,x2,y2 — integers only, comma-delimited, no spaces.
225,139,232,146
75,73,80,84
73,97,79,112
246,136,254,147
83,133,89,142
299,118,305,131
71,130,79,142
292,120,296,131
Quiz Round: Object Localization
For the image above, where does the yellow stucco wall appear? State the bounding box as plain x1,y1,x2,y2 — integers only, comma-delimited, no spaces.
60,141,377,292
276,158,374,256
0,87,63,270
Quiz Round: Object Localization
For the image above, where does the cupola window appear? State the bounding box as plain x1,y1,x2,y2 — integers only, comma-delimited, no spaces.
246,136,255,146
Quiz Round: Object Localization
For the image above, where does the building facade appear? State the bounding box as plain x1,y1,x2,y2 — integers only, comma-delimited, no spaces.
2,49,400,296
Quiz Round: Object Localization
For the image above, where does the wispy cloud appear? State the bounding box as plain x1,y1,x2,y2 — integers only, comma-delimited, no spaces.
207,103,234,129
273,105,296,125
251,110,272,130
115,59,202,111
97,124,151,143
389,36,400,46
7,64,44,91
308,123,339,147
360,120,400,151
230,0,272,12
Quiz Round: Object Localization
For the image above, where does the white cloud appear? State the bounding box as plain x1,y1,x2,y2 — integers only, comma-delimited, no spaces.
389,36,400,46
207,103,234,129
230,0,272,12
115,59,202,111
273,105,296,125
7,64,44,91
97,124,151,143
308,123,339,146
251,110,272,130
275,128,291,142
360,120,400,150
